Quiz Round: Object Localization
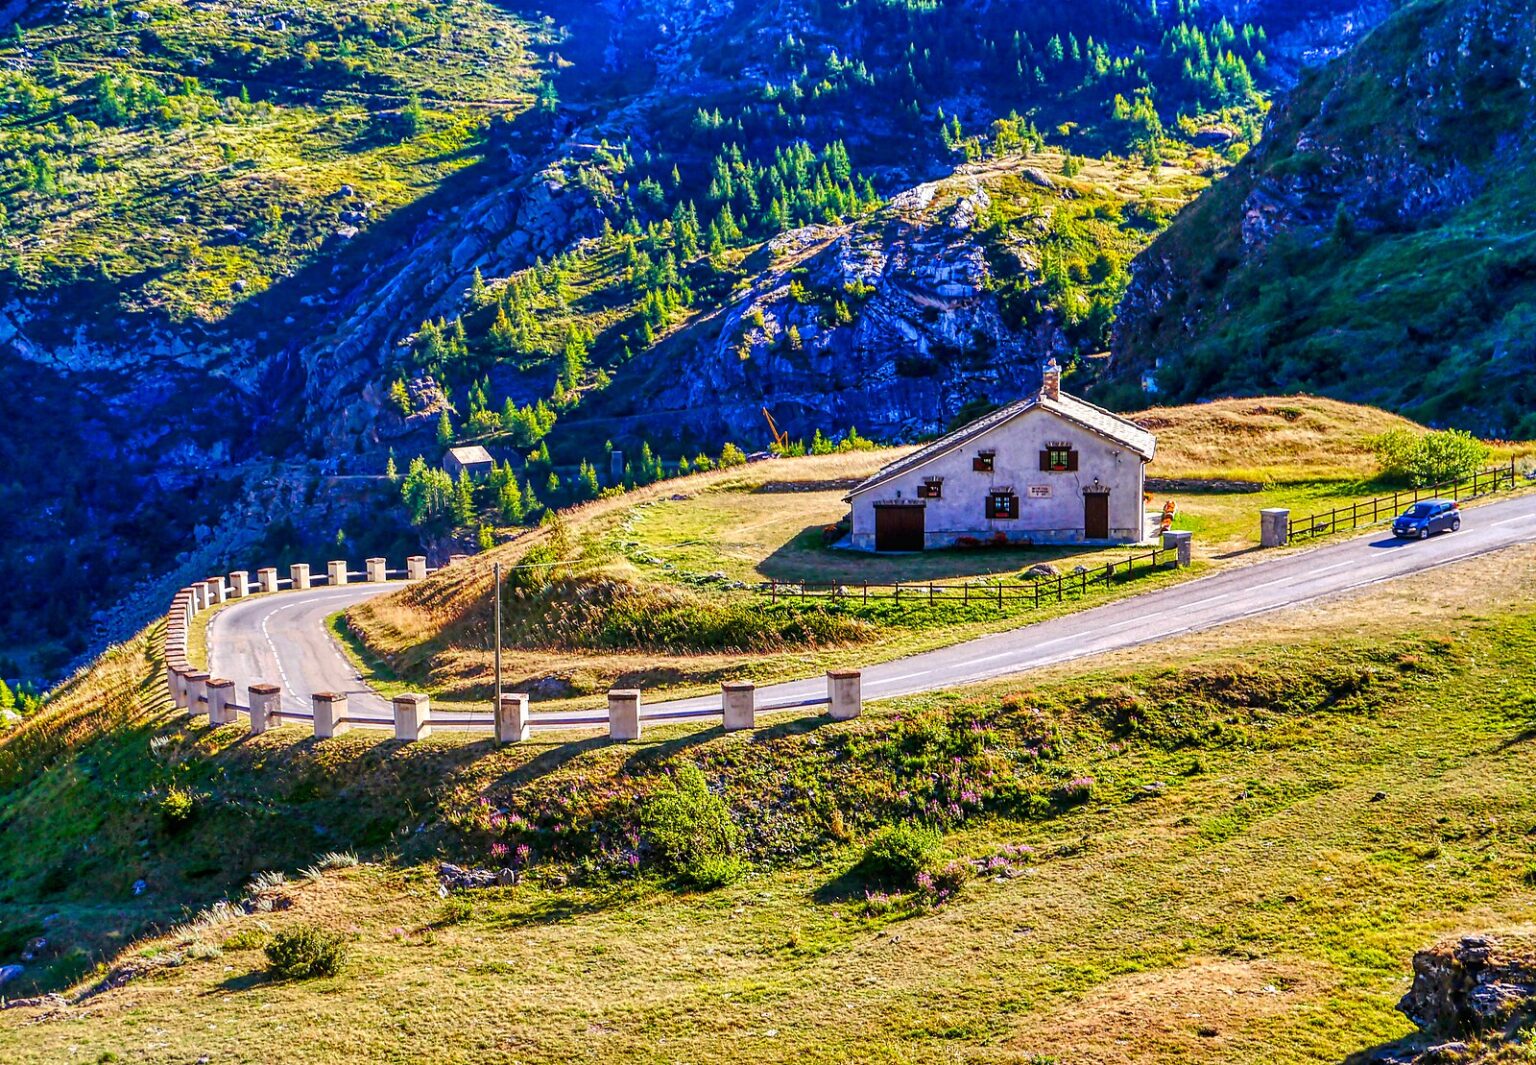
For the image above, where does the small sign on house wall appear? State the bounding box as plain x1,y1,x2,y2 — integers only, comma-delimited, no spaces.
1028,484,1052,499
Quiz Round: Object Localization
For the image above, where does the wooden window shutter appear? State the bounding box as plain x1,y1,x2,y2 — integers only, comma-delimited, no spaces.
1067,450,1079,471
1008,494,1019,519
1038,450,1050,472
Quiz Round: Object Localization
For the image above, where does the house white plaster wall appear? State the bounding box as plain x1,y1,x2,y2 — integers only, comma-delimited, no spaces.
848,406,1147,549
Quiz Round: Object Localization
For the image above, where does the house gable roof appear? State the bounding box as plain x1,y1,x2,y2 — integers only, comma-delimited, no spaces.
447,445,494,465
848,390,1155,499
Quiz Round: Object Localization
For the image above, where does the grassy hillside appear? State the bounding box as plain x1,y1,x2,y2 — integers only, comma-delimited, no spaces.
1107,0,1536,437
5,547,1536,1061
0,0,539,319
341,395,1533,717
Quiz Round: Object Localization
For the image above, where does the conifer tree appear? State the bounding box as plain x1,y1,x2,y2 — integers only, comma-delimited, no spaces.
453,469,476,525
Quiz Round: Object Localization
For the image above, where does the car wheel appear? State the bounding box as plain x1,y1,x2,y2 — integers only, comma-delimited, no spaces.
1419,527,1430,540
1451,518,1461,532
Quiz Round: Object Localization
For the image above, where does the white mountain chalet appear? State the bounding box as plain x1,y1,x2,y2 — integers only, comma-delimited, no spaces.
844,363,1156,551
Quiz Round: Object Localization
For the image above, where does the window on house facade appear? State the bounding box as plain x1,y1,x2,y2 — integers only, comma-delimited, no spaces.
1040,446,1078,472
986,491,1019,520
972,451,995,472
916,480,942,499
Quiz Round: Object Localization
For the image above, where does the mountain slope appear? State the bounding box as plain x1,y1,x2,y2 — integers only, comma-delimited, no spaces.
0,0,1299,676
1107,0,1536,436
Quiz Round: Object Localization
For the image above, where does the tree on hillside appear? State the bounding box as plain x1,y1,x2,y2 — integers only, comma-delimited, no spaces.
401,457,455,526
1372,428,1490,487
452,469,476,526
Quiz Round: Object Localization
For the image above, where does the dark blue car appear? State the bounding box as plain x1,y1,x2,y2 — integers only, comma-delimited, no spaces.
1392,499,1461,539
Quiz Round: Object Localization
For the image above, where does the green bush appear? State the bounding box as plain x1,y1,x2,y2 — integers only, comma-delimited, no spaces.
264,925,347,980
856,823,944,888
436,897,473,926
1372,428,1490,487
221,927,269,952
639,765,743,887
158,785,196,831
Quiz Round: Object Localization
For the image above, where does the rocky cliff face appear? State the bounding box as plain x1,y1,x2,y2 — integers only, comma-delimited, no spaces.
1109,0,1536,436
638,176,1060,442
574,154,1193,447
1207,0,1399,75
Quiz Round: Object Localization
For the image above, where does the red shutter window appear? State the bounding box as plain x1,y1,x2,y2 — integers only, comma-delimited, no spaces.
986,492,1018,520
917,481,942,499
973,452,995,473
1045,447,1076,472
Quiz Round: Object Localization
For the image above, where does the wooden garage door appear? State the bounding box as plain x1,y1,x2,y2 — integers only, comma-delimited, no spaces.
875,504,925,552
1084,492,1110,540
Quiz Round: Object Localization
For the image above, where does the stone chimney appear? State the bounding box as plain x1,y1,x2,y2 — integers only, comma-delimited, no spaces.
1041,359,1061,401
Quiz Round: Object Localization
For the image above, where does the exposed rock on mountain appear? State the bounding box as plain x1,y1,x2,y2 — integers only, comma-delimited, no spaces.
1353,932,1536,1063
577,154,1210,444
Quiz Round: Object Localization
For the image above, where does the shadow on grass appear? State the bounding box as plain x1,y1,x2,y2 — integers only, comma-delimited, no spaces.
326,611,404,692
812,865,872,905
1342,1036,1429,1065
757,524,1118,584
212,969,275,994
485,733,613,790
619,711,836,773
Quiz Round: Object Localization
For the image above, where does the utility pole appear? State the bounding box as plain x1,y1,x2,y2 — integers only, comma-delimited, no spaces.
493,560,502,709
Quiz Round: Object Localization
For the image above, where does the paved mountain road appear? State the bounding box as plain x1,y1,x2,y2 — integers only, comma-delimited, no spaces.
204,491,1536,729
208,584,396,716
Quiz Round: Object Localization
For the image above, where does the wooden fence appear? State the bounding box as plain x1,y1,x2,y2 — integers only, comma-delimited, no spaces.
761,546,1179,609
1287,460,1518,542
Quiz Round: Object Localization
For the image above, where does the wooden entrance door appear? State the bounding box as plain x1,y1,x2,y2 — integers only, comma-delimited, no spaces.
874,504,925,551
1084,492,1110,540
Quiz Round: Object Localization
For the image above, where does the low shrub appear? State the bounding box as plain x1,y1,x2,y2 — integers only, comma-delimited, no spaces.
681,854,748,890
436,897,473,926
221,926,269,952
183,939,223,962
264,925,347,980
158,785,196,831
1372,427,1490,486
916,859,973,905
639,765,744,887
856,823,944,888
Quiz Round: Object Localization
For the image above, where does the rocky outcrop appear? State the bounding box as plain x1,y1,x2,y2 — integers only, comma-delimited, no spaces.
1353,933,1536,1063
613,167,1074,443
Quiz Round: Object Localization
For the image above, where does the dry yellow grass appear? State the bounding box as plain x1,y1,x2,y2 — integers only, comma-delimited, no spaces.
1131,394,1422,482
0,626,166,786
